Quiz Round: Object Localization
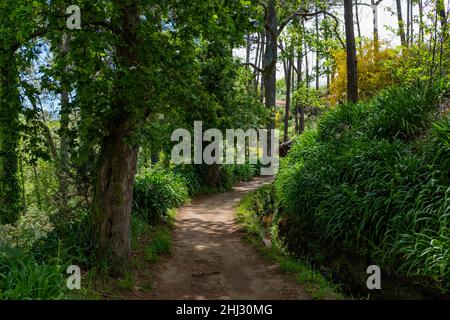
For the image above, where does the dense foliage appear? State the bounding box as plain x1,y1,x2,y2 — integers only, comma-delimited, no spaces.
276,84,450,293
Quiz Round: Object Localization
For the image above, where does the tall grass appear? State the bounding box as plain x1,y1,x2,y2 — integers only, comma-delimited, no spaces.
0,246,65,300
276,84,450,293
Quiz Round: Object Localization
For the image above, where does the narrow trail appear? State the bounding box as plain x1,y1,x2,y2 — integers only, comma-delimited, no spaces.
130,177,309,300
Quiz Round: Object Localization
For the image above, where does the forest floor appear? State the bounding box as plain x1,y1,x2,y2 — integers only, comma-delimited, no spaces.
124,177,311,300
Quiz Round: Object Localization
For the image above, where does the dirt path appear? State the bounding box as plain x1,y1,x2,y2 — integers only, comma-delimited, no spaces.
130,177,309,300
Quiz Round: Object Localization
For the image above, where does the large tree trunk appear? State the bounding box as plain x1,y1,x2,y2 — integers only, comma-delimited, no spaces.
344,0,359,103
94,0,142,270
0,51,21,224
201,164,222,190
396,0,407,46
94,129,139,270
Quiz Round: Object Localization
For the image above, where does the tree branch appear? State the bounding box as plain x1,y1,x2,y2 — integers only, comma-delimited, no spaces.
242,62,264,73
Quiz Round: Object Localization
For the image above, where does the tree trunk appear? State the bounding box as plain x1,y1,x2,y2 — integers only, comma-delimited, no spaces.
0,51,21,224
94,1,142,271
355,0,362,45
437,0,447,78
283,57,291,143
246,33,251,66
295,33,303,134
245,33,252,89
254,33,261,93
419,0,424,43
437,0,447,35
316,10,320,90
263,0,278,109
344,0,359,103
407,0,411,46
299,104,305,134
58,34,70,217
324,13,331,94
371,0,380,52
260,31,265,103
396,0,407,46
201,164,222,190
410,0,414,44
94,129,139,270
263,0,278,155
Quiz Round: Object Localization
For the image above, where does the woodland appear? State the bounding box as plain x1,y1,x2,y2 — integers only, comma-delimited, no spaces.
0,0,448,299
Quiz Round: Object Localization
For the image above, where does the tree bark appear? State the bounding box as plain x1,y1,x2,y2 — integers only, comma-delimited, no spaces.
283,56,291,142
94,129,139,270
263,0,278,109
396,0,407,46
344,0,359,103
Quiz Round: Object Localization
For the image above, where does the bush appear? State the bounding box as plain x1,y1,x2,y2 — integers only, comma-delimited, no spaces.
276,84,450,293
231,164,257,182
133,167,189,224
367,84,440,140
172,165,203,197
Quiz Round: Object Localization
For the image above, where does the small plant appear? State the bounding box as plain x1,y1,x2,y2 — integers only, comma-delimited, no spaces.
145,228,172,263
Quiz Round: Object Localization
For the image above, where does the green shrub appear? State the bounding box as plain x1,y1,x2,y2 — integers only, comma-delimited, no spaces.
276,84,450,293
133,167,189,224
231,164,257,182
172,165,203,196
367,84,440,140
